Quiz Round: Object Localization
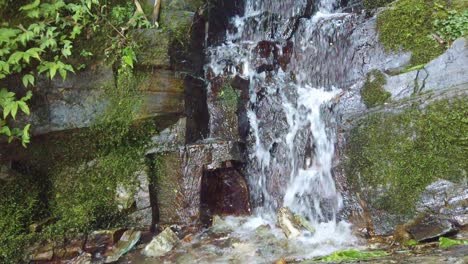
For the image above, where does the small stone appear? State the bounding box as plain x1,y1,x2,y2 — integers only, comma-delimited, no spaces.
277,207,301,238
142,227,179,257
104,229,141,263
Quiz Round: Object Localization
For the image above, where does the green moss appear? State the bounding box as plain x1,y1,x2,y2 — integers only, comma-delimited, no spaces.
363,0,395,10
377,0,465,66
0,175,43,263
346,97,468,215
361,70,391,108
219,83,240,110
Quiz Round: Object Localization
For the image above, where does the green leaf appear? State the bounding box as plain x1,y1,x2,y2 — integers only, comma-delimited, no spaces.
439,237,468,248
17,30,35,46
20,0,41,11
0,126,12,137
22,124,31,147
8,51,25,64
22,74,35,87
0,61,10,73
0,28,20,43
11,101,18,119
122,55,134,68
314,249,388,262
17,101,30,115
25,47,43,61
21,91,33,101
3,101,12,119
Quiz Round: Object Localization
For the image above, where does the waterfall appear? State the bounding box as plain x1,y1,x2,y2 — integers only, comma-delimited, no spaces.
206,0,355,251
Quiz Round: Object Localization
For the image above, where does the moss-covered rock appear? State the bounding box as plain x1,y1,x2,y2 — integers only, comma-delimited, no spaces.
360,70,391,108
0,169,43,263
377,0,466,66
345,97,468,217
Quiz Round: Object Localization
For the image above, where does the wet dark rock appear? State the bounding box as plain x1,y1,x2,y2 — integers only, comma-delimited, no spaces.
207,0,246,46
406,214,458,242
184,75,209,143
148,140,246,225
200,167,251,225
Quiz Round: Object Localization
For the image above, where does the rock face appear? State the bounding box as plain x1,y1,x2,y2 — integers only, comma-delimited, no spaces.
142,227,179,257
149,139,249,225
333,16,468,235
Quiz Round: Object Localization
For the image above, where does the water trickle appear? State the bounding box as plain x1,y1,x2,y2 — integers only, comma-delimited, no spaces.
204,0,357,259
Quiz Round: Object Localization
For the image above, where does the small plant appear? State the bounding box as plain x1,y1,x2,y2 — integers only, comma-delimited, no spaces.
439,237,468,248
434,10,468,44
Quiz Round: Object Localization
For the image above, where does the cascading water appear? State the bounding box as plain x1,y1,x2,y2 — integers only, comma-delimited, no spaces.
198,0,358,261
208,0,350,222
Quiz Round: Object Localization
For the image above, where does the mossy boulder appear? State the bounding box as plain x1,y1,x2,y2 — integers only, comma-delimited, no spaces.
345,97,468,233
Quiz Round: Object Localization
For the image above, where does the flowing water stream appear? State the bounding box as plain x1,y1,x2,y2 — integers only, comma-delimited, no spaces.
198,0,357,261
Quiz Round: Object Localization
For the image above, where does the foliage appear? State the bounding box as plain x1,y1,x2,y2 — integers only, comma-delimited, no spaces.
377,0,466,66
360,70,391,108
0,175,42,263
312,249,388,262
346,97,468,215
434,10,468,43
439,237,468,248
0,90,32,146
0,0,102,145
0,1,157,261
